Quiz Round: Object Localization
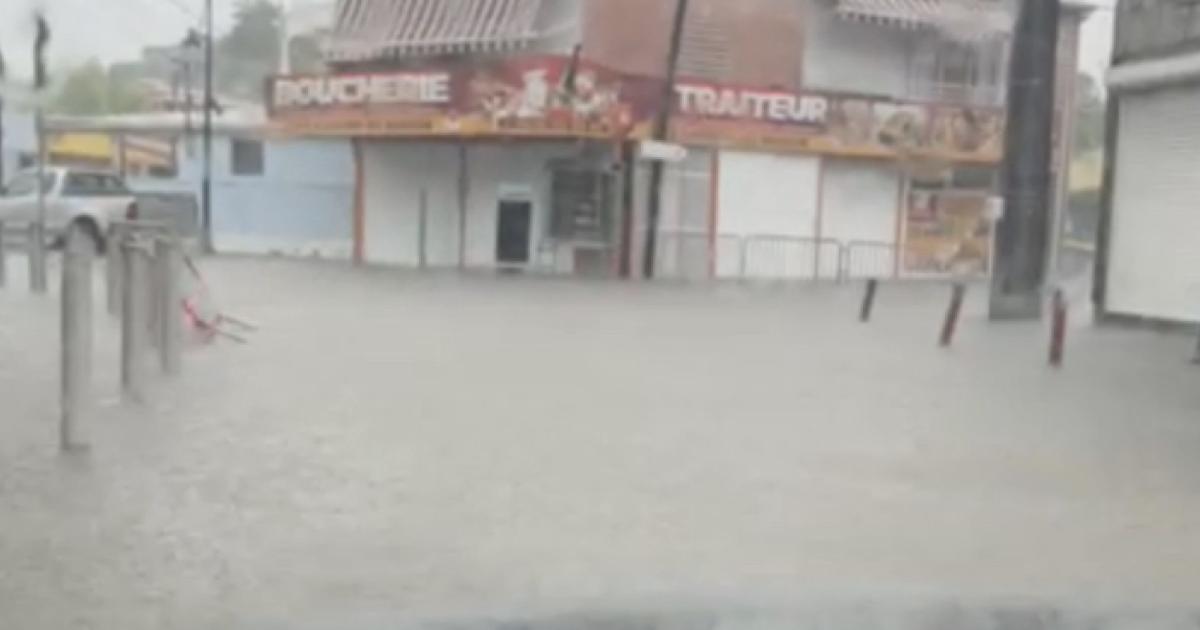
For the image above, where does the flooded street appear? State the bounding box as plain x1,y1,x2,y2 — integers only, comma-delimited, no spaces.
2,257,1200,629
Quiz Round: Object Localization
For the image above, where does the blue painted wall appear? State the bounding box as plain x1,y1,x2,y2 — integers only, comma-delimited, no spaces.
1,110,36,186
132,134,355,258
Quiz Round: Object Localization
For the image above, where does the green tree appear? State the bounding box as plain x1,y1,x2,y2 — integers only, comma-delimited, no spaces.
49,60,147,115
216,0,283,100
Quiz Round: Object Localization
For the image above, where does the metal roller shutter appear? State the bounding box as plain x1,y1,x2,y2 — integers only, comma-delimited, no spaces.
1109,88,1200,323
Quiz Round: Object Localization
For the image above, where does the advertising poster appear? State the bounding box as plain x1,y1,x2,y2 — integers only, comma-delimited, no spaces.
904,192,993,275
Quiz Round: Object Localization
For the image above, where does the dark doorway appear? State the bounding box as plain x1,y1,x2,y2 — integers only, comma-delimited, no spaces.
496,200,532,264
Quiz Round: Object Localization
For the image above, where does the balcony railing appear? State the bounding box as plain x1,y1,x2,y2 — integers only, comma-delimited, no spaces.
909,80,1005,106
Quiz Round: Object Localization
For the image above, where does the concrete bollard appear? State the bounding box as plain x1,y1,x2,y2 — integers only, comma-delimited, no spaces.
156,237,183,375
860,278,879,323
0,221,7,288
28,222,47,294
106,224,130,316
939,283,967,348
60,225,94,452
1049,289,1068,368
120,237,150,402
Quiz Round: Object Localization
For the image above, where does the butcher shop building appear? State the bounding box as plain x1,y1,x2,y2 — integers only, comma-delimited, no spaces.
269,0,1095,280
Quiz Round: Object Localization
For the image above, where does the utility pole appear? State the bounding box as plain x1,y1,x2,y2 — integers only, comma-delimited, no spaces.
990,0,1061,319
30,13,51,294
279,0,291,75
641,0,690,279
0,49,7,191
202,0,215,253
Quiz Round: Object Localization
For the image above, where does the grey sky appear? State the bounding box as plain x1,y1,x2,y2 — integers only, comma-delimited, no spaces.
0,0,1115,81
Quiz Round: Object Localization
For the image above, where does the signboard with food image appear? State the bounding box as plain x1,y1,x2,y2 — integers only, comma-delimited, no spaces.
267,55,1005,164
903,192,993,275
671,81,1003,163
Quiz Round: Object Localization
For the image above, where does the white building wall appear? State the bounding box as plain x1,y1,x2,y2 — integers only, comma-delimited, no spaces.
463,143,582,267
802,3,912,98
362,141,459,267
362,141,584,269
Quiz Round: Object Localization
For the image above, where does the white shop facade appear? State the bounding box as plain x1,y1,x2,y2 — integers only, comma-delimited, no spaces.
268,55,1008,280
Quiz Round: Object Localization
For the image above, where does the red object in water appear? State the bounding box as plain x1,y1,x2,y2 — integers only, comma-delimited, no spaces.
1050,289,1068,367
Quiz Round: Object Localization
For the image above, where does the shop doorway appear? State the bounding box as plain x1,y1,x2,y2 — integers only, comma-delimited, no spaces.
496,200,533,264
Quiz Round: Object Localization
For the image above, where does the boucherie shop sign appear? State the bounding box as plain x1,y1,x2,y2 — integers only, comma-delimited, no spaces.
272,72,452,108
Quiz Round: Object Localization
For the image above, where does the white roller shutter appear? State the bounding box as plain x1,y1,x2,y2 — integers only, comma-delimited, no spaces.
1109,88,1200,323
820,159,901,278
716,150,822,279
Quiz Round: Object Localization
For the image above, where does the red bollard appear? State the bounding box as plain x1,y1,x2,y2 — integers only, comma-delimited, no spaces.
939,283,966,347
1049,289,1068,367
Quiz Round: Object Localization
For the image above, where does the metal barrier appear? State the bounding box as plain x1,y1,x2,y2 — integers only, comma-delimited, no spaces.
654,229,714,281
842,240,898,281
742,235,843,282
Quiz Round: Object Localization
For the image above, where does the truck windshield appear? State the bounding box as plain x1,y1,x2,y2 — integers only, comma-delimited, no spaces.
61,173,131,197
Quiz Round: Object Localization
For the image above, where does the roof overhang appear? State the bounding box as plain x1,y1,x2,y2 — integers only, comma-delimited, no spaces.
834,0,1014,39
327,0,547,62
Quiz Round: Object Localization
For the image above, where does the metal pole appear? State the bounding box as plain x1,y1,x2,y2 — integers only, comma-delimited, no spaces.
1049,288,1067,367
641,0,690,279
0,221,6,288
121,237,149,402
457,144,468,270
106,224,128,316
60,224,93,451
30,111,47,294
860,278,879,323
940,283,967,348
418,188,428,270
0,54,6,190
201,0,214,253
157,237,183,375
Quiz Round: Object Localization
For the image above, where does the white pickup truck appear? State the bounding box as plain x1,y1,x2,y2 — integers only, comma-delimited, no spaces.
0,166,138,253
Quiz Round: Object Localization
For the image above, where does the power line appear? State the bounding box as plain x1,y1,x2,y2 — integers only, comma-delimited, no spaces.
162,0,201,19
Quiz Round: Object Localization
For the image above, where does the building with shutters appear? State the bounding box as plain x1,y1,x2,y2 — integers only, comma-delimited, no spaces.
1098,0,1200,326
268,0,1095,278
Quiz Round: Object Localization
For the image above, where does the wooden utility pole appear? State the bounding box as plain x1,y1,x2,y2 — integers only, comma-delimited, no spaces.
641,0,690,279
991,0,1061,319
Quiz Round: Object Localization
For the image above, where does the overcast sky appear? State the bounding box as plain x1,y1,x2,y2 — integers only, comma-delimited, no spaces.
0,0,1115,81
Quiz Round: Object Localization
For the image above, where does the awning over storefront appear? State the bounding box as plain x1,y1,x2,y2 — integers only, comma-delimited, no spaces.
834,0,1013,39
328,0,546,62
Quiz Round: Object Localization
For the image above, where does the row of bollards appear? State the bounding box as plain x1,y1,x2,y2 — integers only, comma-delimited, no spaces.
859,279,1073,368
0,221,46,291
58,220,185,452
